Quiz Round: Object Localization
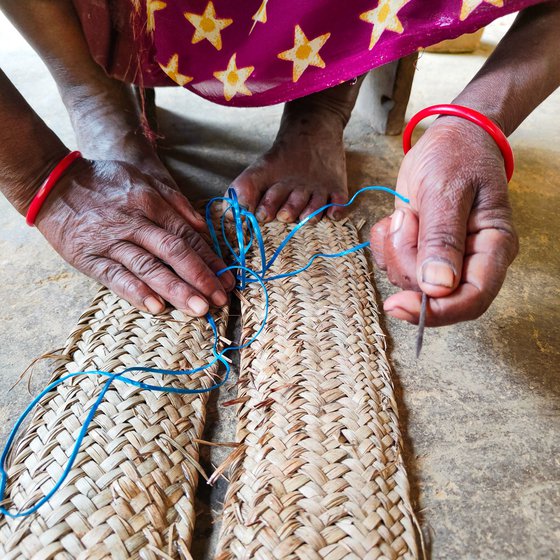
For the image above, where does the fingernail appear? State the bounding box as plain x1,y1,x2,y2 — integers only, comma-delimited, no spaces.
144,295,165,314
390,209,404,234
188,295,209,315
332,210,343,221
422,260,455,288
255,208,268,222
277,210,291,222
211,289,228,306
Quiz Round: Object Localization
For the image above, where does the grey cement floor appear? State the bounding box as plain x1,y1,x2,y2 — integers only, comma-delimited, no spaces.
1,13,559,560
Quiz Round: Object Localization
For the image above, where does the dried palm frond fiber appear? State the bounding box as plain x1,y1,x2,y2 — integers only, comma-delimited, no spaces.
0,289,229,560
0,216,419,560
215,218,419,560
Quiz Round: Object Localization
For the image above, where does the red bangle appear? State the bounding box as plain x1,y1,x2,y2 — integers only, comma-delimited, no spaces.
402,104,514,182
25,150,82,227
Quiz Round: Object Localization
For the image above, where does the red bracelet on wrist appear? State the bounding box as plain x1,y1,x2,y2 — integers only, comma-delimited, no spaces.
402,104,514,182
25,150,82,227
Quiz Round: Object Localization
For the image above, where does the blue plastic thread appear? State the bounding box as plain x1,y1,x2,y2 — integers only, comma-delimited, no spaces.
0,185,408,518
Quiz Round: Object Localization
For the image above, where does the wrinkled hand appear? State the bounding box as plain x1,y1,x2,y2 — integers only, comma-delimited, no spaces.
371,117,519,326
36,158,235,316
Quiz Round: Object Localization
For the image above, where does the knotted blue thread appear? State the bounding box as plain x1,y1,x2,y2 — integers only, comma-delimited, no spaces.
0,185,409,518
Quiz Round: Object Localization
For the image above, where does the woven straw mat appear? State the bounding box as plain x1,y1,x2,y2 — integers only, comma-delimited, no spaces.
215,218,419,560
0,290,229,560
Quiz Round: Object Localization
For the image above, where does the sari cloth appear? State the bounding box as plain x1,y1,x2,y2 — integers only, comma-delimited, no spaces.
73,0,544,106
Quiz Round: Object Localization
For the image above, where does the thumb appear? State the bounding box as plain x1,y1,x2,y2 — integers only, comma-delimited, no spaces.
416,182,475,298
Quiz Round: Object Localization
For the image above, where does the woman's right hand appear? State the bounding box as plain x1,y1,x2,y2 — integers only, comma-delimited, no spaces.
35,158,235,316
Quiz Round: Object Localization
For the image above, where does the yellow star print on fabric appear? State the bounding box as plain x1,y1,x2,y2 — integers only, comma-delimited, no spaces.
147,0,167,32
184,1,233,51
460,0,504,21
278,25,331,83
159,54,193,86
213,54,255,101
360,0,412,51
250,0,268,33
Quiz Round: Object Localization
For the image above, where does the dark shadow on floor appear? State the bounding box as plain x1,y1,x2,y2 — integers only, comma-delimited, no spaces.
156,106,275,200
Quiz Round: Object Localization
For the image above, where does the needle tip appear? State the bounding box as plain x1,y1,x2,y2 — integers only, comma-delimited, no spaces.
415,293,427,359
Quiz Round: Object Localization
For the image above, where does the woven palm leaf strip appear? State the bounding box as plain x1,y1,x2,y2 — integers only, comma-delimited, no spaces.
215,218,419,560
0,289,229,560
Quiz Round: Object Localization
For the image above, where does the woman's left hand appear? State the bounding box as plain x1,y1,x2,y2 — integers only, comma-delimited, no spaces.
370,116,519,326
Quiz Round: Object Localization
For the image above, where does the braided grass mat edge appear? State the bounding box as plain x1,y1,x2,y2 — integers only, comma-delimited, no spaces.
215,218,420,560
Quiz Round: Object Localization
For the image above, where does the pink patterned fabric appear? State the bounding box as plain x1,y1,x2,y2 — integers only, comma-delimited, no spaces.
74,0,544,106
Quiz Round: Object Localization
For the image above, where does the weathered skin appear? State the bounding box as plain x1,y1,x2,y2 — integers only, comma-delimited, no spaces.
230,76,365,224
371,2,560,325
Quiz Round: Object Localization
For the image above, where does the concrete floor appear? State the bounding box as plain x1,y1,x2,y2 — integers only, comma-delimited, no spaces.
1,13,559,560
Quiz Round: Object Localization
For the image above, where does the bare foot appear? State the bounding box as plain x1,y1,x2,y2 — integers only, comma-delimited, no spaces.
231,90,358,223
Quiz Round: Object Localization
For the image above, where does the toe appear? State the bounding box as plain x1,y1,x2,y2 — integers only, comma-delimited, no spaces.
255,183,292,222
326,190,349,220
277,188,311,223
230,167,265,213
300,192,328,223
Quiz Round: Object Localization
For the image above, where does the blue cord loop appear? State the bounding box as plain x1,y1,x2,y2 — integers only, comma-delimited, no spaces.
0,185,408,518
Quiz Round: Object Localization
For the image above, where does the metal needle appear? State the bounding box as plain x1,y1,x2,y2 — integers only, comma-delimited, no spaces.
416,292,427,358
